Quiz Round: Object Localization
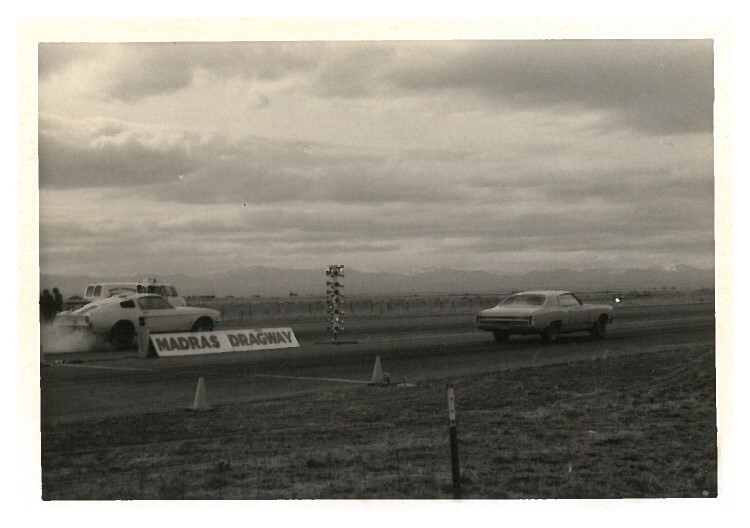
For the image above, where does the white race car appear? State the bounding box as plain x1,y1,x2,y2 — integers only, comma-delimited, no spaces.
54,293,221,349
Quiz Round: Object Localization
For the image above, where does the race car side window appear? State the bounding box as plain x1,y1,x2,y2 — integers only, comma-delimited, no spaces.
86,285,94,297
94,285,102,297
120,300,136,308
138,296,172,310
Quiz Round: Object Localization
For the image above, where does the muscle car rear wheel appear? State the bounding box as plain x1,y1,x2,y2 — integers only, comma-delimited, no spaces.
542,322,561,343
493,330,510,344
110,321,135,350
591,317,607,339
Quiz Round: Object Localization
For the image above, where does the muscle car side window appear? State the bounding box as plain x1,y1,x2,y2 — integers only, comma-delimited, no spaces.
559,294,582,307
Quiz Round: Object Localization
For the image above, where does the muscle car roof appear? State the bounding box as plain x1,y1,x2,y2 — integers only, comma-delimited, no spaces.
514,290,571,296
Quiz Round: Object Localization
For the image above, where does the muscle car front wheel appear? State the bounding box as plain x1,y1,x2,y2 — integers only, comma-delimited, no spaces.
591,317,607,339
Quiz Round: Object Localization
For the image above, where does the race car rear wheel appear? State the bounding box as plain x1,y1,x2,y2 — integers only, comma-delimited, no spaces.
191,317,214,332
110,321,135,350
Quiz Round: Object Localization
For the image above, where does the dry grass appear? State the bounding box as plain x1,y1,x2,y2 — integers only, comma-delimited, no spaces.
41,345,716,499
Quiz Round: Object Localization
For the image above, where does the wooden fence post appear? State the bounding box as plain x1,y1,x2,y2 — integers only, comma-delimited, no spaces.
447,384,461,499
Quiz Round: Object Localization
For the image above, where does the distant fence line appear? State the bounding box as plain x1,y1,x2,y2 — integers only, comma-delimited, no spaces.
186,288,713,326
190,295,504,326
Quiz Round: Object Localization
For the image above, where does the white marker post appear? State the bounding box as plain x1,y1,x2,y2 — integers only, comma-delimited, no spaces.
137,318,150,359
447,384,461,499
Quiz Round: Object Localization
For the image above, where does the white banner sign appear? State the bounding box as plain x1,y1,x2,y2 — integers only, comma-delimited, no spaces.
151,327,300,357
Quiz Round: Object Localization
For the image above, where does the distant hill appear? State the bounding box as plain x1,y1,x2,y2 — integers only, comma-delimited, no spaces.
40,265,715,299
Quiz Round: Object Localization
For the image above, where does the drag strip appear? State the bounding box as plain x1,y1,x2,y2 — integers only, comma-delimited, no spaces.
40,302,716,424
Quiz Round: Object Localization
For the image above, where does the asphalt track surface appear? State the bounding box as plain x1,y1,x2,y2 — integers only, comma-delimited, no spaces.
41,302,716,424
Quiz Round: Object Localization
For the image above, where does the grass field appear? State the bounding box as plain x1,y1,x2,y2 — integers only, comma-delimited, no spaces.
41,344,716,499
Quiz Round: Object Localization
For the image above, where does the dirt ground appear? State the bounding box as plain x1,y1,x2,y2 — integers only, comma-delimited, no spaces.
41,343,716,499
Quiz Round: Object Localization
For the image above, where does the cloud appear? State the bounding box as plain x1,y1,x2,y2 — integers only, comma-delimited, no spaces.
39,114,472,204
312,42,397,98
40,40,713,135
35,40,716,276
384,40,714,134
38,43,89,79
39,115,201,188
39,111,713,235
39,173,714,278
39,42,320,102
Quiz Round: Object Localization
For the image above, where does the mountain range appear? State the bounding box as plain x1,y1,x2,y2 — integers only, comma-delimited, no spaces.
40,265,715,299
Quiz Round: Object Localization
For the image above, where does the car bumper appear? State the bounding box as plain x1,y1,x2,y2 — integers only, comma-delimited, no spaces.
476,316,536,333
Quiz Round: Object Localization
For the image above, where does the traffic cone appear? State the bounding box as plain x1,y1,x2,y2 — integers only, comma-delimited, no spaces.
369,356,389,386
190,376,212,411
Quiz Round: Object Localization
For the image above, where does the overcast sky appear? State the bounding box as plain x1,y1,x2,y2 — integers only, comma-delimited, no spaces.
37,39,715,277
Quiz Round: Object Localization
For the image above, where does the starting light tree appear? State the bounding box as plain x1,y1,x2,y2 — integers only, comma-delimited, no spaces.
325,265,345,343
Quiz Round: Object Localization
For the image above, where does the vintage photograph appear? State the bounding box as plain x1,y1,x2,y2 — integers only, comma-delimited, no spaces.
26,21,724,505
